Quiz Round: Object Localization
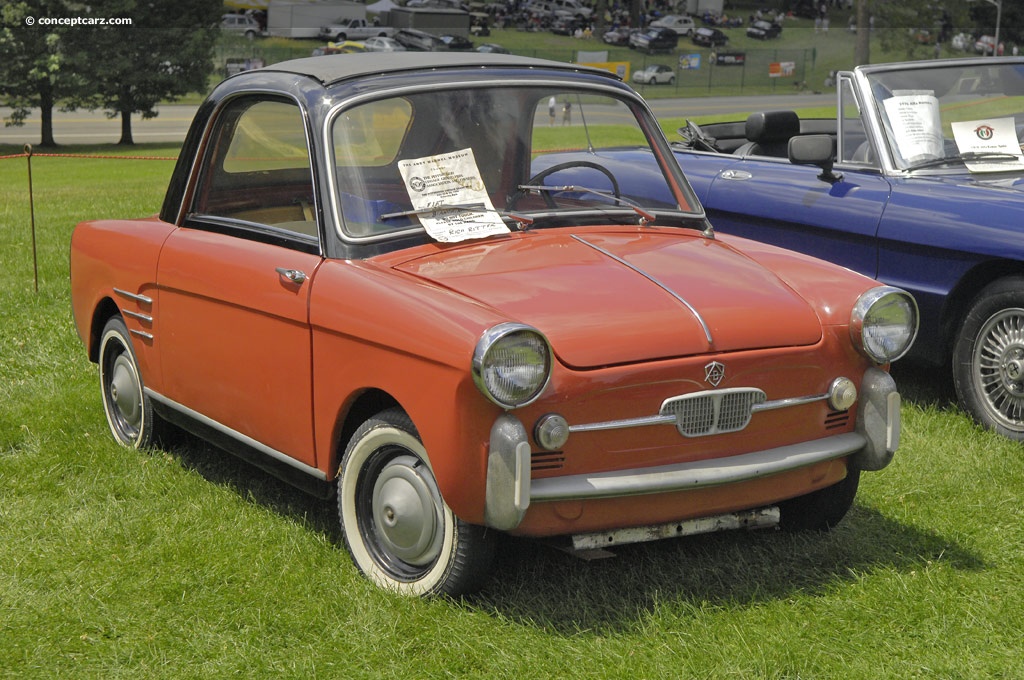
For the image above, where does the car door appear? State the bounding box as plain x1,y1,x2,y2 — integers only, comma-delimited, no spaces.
692,76,892,279
700,157,891,279
156,95,323,467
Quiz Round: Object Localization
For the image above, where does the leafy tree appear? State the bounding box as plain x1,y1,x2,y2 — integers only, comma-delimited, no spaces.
61,0,221,145
968,0,1022,49
0,0,80,147
866,0,1022,60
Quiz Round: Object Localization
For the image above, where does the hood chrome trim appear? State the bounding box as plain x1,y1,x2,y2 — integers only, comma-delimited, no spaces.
571,234,714,346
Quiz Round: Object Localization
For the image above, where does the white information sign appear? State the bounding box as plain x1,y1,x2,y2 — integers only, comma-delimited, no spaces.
951,117,1024,172
882,91,943,164
397,148,509,243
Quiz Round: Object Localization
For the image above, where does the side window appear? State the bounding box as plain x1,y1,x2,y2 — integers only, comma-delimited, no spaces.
191,97,318,240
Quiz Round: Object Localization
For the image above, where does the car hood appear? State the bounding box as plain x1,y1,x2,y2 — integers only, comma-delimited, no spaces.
921,172,1024,191
393,230,823,368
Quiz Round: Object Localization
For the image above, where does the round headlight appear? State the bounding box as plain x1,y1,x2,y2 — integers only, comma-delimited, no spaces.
851,287,919,364
473,323,552,409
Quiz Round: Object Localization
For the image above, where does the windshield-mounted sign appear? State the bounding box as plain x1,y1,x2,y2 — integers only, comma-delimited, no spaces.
882,90,944,164
951,117,1024,172
398,148,510,243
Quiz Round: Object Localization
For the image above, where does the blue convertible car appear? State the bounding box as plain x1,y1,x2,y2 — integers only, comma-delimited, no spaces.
672,58,1024,440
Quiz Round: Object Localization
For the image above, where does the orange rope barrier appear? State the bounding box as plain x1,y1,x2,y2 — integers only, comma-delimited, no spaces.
0,151,176,161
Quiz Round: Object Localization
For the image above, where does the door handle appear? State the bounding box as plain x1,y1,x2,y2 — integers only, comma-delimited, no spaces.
275,267,307,284
719,169,753,181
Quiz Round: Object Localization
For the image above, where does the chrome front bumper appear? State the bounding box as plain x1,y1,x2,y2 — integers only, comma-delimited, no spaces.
484,367,900,531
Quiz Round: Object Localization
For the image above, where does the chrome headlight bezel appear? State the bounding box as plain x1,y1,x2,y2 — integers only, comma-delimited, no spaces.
472,323,552,410
851,286,919,364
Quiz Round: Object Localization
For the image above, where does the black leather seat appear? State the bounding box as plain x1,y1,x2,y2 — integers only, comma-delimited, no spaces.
735,110,801,157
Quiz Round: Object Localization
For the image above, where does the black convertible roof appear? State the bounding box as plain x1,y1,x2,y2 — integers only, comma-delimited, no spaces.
258,52,619,86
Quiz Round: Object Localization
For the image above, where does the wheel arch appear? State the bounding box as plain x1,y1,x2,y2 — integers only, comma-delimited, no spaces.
938,260,1024,364
329,388,403,478
87,297,122,363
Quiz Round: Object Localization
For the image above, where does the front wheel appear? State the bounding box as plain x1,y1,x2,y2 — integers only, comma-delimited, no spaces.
953,277,1024,439
98,316,162,448
337,409,495,596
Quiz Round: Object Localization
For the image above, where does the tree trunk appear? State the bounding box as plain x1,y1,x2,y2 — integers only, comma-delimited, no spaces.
630,0,642,28
38,79,57,148
118,109,134,145
855,0,871,66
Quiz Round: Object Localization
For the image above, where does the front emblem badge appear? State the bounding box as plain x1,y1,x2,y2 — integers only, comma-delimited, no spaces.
704,361,725,387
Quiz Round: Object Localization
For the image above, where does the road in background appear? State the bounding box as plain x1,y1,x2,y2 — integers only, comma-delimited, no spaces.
2,93,834,146
1,105,197,146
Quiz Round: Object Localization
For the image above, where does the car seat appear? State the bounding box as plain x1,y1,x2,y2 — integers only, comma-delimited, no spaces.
735,110,801,157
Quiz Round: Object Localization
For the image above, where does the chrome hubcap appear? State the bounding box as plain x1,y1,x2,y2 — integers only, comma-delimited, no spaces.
109,354,142,429
371,455,443,567
974,308,1024,431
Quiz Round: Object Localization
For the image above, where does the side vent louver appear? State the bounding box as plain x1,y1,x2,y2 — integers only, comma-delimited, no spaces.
825,410,850,430
532,451,565,472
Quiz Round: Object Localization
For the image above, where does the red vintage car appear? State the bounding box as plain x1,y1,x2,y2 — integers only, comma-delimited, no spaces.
70,53,918,596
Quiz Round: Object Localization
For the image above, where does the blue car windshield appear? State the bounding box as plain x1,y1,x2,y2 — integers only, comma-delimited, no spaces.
328,84,696,244
866,61,1024,171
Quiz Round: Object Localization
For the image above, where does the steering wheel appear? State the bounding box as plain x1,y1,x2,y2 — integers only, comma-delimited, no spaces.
508,160,621,210
679,120,719,152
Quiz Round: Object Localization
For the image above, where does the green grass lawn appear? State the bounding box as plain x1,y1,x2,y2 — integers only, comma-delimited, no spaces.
2,140,1023,677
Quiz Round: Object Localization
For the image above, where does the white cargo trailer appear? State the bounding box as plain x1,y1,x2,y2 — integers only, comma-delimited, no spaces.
267,0,365,38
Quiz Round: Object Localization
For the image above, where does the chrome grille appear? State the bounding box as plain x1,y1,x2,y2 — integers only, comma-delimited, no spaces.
660,388,767,437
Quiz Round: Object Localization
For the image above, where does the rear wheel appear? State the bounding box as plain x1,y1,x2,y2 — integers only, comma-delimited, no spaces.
953,277,1024,440
98,316,162,448
778,468,860,531
337,409,495,596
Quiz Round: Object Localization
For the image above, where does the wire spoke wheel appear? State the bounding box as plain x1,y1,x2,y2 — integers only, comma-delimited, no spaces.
972,307,1024,431
954,277,1024,440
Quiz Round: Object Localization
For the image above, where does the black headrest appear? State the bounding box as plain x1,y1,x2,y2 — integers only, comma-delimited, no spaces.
745,110,800,143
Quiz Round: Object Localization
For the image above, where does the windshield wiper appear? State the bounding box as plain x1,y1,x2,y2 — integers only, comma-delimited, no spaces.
516,184,657,226
380,203,534,230
906,152,1023,171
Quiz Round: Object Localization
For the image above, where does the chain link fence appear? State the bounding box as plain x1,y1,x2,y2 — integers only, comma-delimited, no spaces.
214,41,820,96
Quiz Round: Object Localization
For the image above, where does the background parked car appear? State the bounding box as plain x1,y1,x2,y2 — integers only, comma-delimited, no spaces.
632,64,676,84
316,40,367,55
220,13,260,39
602,28,634,46
475,43,510,53
692,26,728,47
975,35,997,54
629,27,679,53
650,14,695,36
439,34,474,50
394,28,445,51
362,36,406,52
746,20,781,39
671,57,1024,441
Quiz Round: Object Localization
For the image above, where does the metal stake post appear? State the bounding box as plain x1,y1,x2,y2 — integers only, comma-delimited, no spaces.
25,144,38,293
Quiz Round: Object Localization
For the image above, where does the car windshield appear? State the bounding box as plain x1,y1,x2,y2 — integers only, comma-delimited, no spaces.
865,61,1024,172
328,84,695,243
